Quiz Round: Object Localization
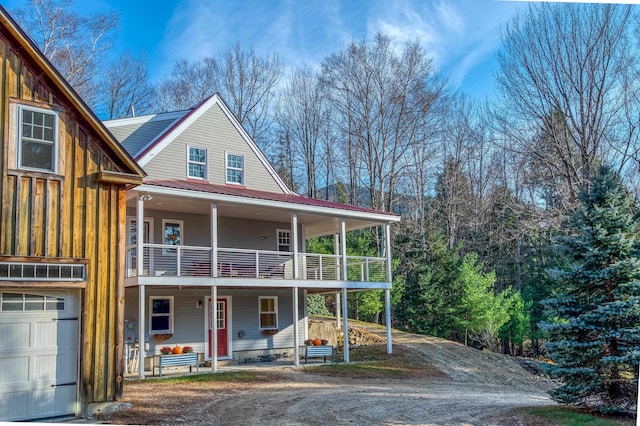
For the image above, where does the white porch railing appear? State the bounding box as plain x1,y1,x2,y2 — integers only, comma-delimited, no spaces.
126,244,388,283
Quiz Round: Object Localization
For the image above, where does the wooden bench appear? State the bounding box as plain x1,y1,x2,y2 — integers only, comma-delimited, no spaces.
305,345,334,364
154,353,199,377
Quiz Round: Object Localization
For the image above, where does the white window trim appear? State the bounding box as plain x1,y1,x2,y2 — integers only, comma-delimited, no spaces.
276,229,291,253
225,152,245,185
162,219,183,256
187,145,207,180
149,296,174,334
258,296,278,330
16,104,59,173
126,217,155,245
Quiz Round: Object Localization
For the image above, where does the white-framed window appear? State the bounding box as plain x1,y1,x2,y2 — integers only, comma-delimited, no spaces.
187,146,207,179
226,153,244,185
162,219,183,255
126,217,154,275
17,104,59,173
277,229,291,252
150,296,174,333
1,292,65,312
258,296,278,329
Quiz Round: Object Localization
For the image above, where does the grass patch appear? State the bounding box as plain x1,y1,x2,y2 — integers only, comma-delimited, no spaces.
515,406,634,426
304,344,446,379
128,371,274,385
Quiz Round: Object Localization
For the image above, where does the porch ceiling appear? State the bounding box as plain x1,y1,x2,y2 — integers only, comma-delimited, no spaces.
127,190,390,237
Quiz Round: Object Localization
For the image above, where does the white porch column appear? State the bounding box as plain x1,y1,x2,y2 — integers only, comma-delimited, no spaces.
293,287,299,366
334,233,341,328
292,213,299,279
211,285,218,373
336,292,341,329
138,284,145,379
342,288,349,363
385,289,392,354
211,203,218,277
384,223,393,354
136,193,144,276
340,219,349,363
384,223,392,283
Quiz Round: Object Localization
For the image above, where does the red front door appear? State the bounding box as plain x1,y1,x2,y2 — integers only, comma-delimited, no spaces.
208,298,228,357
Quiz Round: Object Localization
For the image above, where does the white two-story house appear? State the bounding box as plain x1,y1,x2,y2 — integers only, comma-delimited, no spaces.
104,94,400,376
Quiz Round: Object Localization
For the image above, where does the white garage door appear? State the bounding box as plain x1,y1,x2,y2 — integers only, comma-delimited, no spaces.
0,289,79,421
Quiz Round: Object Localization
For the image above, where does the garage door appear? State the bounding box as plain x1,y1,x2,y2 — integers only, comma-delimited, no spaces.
0,289,79,421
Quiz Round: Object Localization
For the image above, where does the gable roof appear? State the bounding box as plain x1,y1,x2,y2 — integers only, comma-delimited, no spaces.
105,94,292,194
0,6,145,181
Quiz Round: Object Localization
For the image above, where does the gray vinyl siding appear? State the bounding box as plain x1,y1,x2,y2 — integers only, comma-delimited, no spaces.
106,116,184,157
124,287,306,355
229,289,305,351
126,209,302,250
142,103,284,193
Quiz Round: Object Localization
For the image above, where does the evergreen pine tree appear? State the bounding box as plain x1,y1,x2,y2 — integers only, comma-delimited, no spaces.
542,166,640,413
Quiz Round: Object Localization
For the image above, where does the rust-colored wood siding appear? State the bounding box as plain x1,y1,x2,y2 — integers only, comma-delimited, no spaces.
0,37,129,404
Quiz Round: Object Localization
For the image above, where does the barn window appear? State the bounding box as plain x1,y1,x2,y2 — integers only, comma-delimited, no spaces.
18,105,58,173
258,296,278,329
0,261,85,281
150,296,173,333
1,292,65,312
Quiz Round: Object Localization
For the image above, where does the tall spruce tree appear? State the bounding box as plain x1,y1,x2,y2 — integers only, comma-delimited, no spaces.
542,166,640,413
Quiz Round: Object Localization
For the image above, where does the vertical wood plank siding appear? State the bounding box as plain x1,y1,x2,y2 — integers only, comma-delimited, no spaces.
0,37,132,405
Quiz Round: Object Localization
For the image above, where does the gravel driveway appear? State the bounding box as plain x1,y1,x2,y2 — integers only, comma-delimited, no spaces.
99,324,557,425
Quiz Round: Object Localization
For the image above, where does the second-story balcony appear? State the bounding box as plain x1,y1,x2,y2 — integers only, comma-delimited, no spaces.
126,243,389,284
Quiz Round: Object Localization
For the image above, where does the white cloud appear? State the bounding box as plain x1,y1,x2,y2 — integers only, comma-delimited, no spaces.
154,0,521,94
366,0,520,90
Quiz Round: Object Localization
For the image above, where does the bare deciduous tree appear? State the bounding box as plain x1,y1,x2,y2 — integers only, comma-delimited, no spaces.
277,65,329,198
99,51,154,119
495,3,638,206
14,0,117,106
155,43,283,149
321,34,442,212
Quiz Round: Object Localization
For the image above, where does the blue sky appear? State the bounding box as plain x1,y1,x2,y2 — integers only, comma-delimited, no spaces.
5,0,530,98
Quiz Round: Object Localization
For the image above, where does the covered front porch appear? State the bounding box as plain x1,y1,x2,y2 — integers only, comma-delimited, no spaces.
126,182,398,378
128,282,394,379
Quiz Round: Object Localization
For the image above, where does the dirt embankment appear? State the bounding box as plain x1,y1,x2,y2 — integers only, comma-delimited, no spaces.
99,322,556,425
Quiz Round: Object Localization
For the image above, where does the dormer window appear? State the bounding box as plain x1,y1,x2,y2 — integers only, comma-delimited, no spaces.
18,105,58,173
226,153,244,185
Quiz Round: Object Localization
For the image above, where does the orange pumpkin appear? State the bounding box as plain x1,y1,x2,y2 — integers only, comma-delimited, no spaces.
313,338,322,346
172,345,183,354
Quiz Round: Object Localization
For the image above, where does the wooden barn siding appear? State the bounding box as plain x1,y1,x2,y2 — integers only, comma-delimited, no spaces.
0,37,130,403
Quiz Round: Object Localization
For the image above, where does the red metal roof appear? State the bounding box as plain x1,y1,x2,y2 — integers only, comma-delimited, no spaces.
145,179,399,218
